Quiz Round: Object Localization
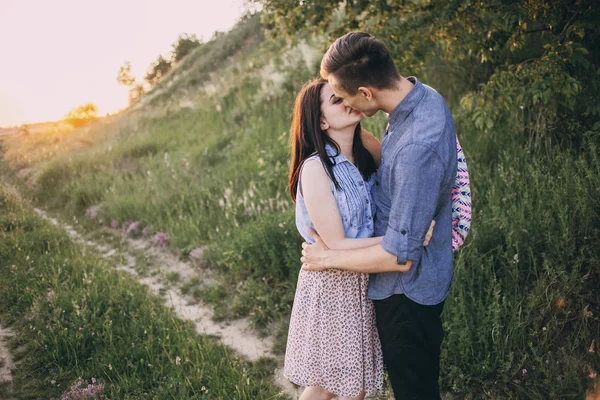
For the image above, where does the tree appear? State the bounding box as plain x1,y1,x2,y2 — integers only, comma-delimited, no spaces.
117,61,146,105
116,61,136,87
145,55,172,86
258,0,600,148
171,33,202,63
128,83,146,105
64,103,98,127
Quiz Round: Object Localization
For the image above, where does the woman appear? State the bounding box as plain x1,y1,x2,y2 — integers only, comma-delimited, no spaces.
284,78,385,400
284,78,471,399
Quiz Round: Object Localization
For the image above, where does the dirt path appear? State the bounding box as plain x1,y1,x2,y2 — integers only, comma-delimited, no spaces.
0,324,15,399
32,208,302,399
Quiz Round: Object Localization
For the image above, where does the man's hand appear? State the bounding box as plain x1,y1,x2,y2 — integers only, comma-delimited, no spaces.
300,228,331,271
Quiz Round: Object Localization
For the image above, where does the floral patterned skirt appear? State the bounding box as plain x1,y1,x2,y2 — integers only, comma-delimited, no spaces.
284,268,384,397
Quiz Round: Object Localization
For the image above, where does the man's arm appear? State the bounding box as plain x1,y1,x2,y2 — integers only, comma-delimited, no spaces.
301,142,444,272
301,219,435,273
301,230,412,273
380,143,445,265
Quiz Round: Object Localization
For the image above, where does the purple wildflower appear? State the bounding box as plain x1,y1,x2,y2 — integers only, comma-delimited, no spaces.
152,232,170,247
521,368,528,376
125,221,141,235
142,226,153,236
110,220,119,229
60,377,105,399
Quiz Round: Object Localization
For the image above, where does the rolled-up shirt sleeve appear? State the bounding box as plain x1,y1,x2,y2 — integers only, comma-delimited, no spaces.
380,142,446,265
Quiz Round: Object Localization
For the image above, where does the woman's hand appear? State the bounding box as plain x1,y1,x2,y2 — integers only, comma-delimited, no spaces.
301,228,331,271
423,220,435,246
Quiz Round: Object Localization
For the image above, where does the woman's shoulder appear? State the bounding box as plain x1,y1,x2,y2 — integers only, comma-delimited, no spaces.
298,156,333,198
301,156,327,180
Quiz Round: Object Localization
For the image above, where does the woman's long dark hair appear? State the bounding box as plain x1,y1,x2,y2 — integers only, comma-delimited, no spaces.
288,78,377,202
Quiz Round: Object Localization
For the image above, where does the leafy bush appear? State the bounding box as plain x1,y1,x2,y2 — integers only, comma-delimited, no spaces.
260,0,600,148
171,33,202,63
441,128,600,397
202,209,301,328
145,55,172,86
206,209,301,281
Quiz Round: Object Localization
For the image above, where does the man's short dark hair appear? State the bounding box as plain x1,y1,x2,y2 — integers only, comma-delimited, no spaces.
320,32,401,95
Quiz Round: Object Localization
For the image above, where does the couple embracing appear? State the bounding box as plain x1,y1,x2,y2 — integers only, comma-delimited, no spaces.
283,32,471,399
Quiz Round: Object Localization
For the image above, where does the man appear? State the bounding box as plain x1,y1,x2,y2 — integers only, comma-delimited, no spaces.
301,32,459,399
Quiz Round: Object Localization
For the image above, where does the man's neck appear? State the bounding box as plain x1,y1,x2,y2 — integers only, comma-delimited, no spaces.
377,77,414,114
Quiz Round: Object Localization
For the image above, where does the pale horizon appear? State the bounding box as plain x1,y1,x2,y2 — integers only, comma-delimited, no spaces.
0,0,248,127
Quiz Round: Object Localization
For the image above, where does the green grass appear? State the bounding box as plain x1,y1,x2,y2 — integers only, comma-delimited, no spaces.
438,119,600,397
0,184,284,399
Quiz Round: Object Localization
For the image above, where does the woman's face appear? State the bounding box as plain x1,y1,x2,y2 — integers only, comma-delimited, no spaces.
320,82,363,131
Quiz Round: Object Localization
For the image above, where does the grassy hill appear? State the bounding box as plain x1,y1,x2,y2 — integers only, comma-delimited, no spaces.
1,11,599,399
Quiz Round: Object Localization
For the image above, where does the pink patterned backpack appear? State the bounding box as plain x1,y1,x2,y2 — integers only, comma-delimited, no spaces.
451,137,471,251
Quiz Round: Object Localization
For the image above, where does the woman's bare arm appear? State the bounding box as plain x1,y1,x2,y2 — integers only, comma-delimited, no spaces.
301,159,382,250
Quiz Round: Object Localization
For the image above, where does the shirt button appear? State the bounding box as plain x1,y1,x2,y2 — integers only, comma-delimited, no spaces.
401,229,407,235
368,216,372,220
366,199,370,204
359,181,364,186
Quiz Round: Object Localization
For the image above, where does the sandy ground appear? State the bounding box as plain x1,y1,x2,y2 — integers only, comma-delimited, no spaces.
0,324,15,399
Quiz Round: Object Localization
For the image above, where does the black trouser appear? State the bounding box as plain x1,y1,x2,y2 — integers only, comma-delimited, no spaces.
374,294,445,400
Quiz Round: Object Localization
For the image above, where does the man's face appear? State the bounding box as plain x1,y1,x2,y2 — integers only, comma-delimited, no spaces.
328,73,379,117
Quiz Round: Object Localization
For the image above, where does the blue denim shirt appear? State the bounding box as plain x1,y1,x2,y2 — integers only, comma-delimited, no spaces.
369,77,458,305
296,144,376,243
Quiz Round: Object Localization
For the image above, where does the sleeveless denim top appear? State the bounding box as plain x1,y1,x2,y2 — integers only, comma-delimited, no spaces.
296,143,377,244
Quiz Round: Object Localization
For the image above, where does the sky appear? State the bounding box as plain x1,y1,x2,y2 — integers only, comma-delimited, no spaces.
0,0,248,127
